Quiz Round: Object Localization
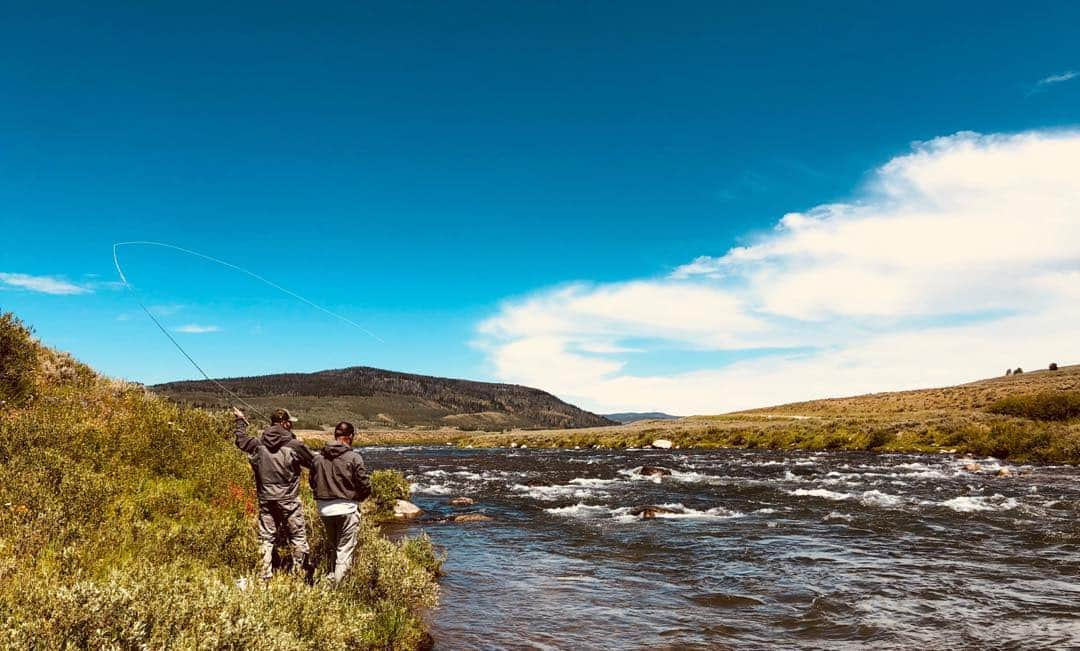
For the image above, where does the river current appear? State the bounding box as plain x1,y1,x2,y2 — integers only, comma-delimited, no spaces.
364,446,1080,650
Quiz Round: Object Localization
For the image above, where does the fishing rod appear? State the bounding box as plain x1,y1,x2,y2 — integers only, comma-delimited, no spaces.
112,241,382,423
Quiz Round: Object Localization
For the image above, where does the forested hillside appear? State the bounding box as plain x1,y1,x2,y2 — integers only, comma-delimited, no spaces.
154,366,615,430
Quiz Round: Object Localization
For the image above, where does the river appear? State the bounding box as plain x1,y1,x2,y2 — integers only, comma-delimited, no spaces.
364,446,1080,650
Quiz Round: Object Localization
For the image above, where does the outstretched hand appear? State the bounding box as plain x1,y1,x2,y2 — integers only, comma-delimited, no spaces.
232,407,247,422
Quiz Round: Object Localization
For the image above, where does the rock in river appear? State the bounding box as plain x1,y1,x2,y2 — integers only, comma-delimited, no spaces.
450,497,475,506
394,499,423,520
452,513,493,523
639,466,672,477
629,505,680,519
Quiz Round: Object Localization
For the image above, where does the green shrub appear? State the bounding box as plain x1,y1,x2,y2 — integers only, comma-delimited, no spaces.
988,391,1080,421
0,563,428,651
0,312,39,406
400,532,445,576
369,469,411,521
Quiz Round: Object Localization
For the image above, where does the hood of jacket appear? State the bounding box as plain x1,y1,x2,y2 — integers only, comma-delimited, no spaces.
320,440,353,460
260,424,295,452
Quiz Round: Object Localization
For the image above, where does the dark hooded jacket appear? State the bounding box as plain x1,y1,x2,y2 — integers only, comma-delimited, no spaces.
309,441,371,503
235,419,314,501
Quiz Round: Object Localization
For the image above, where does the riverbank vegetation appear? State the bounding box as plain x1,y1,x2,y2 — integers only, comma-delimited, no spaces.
0,312,440,649
435,366,1080,463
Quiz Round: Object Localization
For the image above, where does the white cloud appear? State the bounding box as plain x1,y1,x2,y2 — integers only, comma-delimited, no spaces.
174,324,220,334
477,130,1080,414
0,272,92,295
1038,71,1078,86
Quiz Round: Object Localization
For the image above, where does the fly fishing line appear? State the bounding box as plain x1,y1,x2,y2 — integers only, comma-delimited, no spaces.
112,240,382,421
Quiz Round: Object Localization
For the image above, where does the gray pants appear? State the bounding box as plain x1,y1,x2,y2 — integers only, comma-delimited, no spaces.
257,497,309,579
320,510,360,583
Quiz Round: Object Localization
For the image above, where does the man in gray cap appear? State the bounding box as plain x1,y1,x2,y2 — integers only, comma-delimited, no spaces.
233,406,313,580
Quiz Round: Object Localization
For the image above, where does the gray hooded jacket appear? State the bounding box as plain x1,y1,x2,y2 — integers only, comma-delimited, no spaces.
235,418,314,501
309,441,371,502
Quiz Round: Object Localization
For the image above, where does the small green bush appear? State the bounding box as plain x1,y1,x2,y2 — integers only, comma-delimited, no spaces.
400,532,446,576
369,469,411,520
0,312,39,406
988,391,1080,421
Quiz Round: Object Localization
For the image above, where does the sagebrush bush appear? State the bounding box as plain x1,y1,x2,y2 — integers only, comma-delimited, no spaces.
988,391,1080,421
0,313,439,648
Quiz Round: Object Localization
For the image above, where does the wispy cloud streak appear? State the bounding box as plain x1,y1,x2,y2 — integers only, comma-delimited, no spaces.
174,324,221,334
0,272,92,295
1038,70,1078,86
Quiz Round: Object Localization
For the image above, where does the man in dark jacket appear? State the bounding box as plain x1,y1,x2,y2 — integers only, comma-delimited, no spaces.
309,421,371,583
233,407,314,580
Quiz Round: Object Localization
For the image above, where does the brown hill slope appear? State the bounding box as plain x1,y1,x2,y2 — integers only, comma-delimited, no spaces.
743,364,1080,416
153,366,615,430
451,365,1080,462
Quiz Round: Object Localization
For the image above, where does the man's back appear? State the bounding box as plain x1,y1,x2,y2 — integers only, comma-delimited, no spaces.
310,441,371,503
236,422,312,501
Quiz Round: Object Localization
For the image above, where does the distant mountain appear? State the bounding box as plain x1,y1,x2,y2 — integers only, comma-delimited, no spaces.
603,412,680,424
153,366,616,431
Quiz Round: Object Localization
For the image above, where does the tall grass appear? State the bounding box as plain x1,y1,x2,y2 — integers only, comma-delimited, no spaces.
0,312,439,649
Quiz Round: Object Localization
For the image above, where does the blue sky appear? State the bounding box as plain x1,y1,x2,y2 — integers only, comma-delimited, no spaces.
3,2,1079,413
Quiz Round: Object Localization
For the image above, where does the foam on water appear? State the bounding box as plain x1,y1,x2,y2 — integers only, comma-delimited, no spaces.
544,502,744,522
410,481,453,495
824,511,854,522
567,477,622,488
790,487,906,508
790,488,852,501
617,466,664,483
544,503,612,517
511,483,600,501
937,494,1020,513
859,490,904,508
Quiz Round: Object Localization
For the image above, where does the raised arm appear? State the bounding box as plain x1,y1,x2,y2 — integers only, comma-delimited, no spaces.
232,407,258,454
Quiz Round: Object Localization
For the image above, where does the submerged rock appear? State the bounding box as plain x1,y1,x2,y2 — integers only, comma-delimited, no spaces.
639,466,672,477
629,505,680,519
451,513,493,523
393,499,423,519
651,439,673,449
450,497,475,506
963,463,983,473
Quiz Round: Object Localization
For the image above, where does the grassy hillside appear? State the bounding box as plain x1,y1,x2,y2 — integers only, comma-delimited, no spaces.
447,365,1080,463
154,367,615,431
0,313,440,650
745,365,1080,416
